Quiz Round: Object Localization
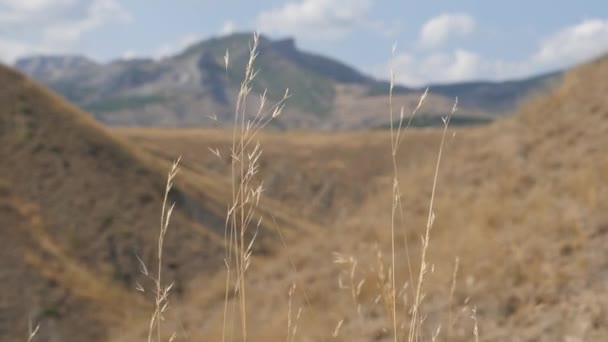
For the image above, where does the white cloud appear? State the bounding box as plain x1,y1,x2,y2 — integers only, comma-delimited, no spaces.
532,19,608,68
381,49,538,86
121,49,138,60
376,18,608,86
0,0,131,62
381,49,482,86
154,33,201,59
419,13,475,48
43,0,131,45
220,20,236,36
0,0,74,25
256,0,372,40
0,0,73,12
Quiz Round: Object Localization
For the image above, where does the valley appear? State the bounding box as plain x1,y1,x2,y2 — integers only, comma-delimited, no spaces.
0,29,606,342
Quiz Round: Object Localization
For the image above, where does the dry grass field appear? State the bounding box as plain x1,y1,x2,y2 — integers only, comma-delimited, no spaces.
1,37,607,341
112,54,608,341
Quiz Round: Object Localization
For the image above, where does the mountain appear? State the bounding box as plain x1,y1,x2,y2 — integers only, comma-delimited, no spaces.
0,64,310,341
15,55,98,80
414,70,563,113
14,33,560,129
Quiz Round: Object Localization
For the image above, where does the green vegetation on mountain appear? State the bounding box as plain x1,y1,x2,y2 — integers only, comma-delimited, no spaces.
85,95,167,112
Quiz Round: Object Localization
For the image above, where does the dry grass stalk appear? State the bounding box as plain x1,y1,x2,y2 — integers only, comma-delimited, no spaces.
431,325,442,342
146,157,180,342
374,247,397,324
286,282,302,342
471,306,479,342
388,44,432,341
408,99,457,342
27,318,39,342
221,32,290,342
447,257,460,341
332,319,344,338
333,252,365,315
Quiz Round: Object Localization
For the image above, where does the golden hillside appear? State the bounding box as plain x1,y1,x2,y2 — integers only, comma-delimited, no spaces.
115,55,608,341
0,64,308,341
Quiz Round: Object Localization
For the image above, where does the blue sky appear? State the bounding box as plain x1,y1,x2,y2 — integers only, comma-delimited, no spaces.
1,0,607,85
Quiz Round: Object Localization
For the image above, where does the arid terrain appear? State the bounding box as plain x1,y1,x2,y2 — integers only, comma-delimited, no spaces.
112,54,608,341
0,38,607,342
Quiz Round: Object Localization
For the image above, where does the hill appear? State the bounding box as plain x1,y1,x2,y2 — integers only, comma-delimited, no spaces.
0,64,312,341
15,33,559,129
114,54,608,340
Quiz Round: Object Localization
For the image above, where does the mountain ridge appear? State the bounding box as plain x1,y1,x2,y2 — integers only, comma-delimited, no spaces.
14,33,561,129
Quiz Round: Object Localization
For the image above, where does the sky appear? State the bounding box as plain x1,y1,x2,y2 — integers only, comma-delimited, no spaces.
1,0,607,86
